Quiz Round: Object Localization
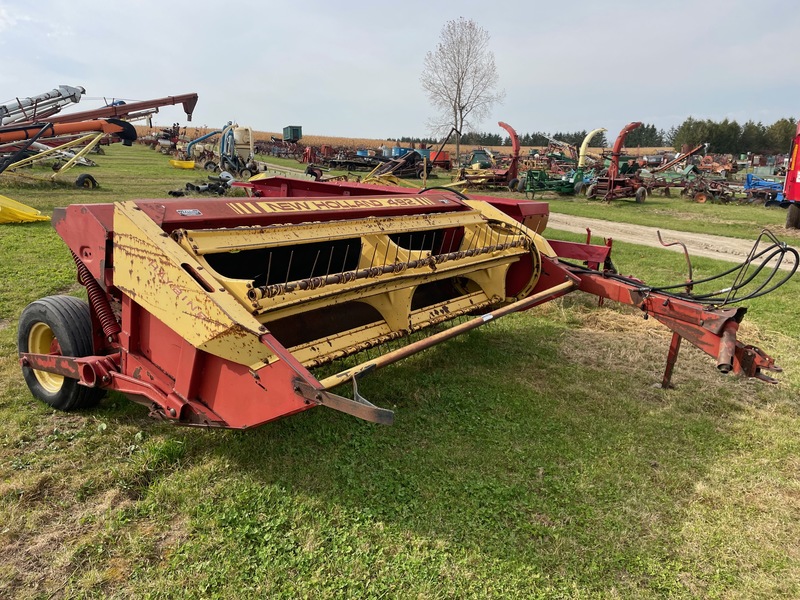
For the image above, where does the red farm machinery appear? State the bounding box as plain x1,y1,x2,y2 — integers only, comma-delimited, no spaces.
586,122,651,202
0,119,138,187
455,121,521,190
778,119,800,229
0,91,198,188
17,177,797,428
585,123,709,202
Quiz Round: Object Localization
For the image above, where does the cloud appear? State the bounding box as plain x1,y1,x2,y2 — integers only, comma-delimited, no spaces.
0,6,17,32
2,0,798,140
0,3,36,30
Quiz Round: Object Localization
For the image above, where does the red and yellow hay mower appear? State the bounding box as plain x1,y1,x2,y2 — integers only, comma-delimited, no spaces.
17,177,797,428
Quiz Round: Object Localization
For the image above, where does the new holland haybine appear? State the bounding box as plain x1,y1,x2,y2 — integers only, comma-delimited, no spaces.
17,177,797,428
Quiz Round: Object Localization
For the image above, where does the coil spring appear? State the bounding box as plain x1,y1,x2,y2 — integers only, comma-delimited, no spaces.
72,251,121,341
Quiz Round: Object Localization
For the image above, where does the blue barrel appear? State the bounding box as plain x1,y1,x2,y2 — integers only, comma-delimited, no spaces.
356,149,368,157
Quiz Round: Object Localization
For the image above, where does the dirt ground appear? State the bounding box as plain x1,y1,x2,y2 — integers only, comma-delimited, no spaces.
546,213,799,270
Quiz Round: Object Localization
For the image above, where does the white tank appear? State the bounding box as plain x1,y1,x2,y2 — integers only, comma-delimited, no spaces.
233,127,253,159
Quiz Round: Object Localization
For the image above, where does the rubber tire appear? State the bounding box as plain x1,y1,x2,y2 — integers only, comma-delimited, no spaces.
204,161,219,172
517,177,526,193
507,177,519,192
663,187,671,197
586,183,597,199
239,168,253,180
635,187,647,203
574,181,585,196
18,295,104,411
75,173,98,189
787,203,800,229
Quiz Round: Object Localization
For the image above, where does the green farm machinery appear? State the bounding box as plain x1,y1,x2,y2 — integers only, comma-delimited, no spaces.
521,128,606,198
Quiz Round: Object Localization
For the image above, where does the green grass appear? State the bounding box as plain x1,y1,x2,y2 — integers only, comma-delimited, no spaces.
1,144,800,598
529,190,792,241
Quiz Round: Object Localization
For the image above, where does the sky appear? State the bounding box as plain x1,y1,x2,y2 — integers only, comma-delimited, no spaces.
1,0,796,142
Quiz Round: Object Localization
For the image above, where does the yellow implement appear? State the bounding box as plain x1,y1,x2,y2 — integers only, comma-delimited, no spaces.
169,159,196,169
0,194,49,223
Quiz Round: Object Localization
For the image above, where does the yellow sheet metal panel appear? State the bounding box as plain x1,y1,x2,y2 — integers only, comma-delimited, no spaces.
0,195,50,223
461,199,557,258
112,202,275,369
175,209,486,255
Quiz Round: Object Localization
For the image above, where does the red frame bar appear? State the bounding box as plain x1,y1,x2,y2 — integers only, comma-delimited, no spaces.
571,270,780,382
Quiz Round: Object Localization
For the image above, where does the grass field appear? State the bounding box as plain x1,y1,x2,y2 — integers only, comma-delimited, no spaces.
1,144,800,598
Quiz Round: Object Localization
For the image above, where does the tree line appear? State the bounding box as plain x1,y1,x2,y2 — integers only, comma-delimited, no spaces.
668,117,796,155
391,135,440,146
505,118,796,155
393,117,797,155
500,130,610,148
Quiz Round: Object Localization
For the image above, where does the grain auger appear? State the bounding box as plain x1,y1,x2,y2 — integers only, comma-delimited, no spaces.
17,177,796,428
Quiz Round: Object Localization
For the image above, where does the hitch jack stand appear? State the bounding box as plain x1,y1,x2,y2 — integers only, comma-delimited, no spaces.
661,332,682,389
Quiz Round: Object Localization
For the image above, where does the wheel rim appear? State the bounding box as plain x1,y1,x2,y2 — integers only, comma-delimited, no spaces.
27,322,64,393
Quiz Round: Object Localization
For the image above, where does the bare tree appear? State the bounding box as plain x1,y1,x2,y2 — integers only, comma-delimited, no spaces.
421,17,505,165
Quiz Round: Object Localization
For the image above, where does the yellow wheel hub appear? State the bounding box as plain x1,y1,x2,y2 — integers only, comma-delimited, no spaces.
27,322,64,394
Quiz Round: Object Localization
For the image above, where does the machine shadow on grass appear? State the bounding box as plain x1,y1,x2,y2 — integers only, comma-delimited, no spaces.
183,313,745,571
